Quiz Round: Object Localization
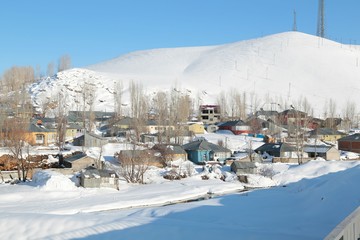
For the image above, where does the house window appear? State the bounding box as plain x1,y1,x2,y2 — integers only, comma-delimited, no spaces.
35,134,45,144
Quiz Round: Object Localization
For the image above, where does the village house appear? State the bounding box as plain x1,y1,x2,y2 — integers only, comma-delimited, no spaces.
254,142,296,159
182,138,231,164
308,128,346,142
101,116,133,137
199,105,221,125
27,120,57,146
303,145,340,160
217,120,251,135
278,109,309,127
187,122,205,134
337,133,360,154
145,119,175,134
62,153,98,172
151,144,188,163
230,161,257,175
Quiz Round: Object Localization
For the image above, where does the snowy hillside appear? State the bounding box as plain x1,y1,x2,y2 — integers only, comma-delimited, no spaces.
29,31,360,116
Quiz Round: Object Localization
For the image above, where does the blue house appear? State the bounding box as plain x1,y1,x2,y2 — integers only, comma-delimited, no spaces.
182,138,231,164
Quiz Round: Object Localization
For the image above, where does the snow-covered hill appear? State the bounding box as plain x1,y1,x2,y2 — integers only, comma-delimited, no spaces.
29,31,360,116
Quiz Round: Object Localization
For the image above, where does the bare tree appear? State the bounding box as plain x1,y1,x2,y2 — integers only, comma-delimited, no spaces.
35,65,42,81
116,148,149,184
2,87,32,181
2,66,34,92
3,116,31,181
47,62,55,77
55,92,68,151
217,91,228,120
229,89,246,120
152,91,169,143
80,81,96,131
291,99,313,164
342,100,357,132
113,80,124,118
130,80,148,119
58,54,72,72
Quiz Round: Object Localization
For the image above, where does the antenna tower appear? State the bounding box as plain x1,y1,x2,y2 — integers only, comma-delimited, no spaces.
293,10,297,31
317,0,325,38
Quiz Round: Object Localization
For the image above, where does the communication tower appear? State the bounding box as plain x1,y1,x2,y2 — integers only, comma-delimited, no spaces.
317,0,325,38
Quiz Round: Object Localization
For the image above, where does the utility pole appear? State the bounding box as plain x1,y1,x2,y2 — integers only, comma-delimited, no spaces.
317,0,325,38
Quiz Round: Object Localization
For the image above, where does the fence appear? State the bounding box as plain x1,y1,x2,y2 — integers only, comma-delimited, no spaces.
324,206,360,240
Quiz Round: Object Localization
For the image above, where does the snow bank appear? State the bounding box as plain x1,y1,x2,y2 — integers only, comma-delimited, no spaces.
32,170,77,191
272,160,360,185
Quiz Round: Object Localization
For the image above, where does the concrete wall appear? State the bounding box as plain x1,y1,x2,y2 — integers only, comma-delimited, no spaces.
71,157,96,172
324,206,360,240
84,132,108,148
272,157,312,164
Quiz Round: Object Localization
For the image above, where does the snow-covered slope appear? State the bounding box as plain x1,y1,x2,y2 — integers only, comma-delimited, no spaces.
29,31,360,116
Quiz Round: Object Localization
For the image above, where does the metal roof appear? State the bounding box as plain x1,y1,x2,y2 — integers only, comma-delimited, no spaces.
182,139,231,153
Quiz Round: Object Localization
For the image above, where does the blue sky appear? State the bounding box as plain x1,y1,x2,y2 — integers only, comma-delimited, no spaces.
0,0,359,75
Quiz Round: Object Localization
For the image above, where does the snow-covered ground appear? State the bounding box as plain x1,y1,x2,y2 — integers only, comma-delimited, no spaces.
1,142,360,239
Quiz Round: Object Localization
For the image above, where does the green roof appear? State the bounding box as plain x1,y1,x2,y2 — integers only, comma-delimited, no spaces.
182,139,231,153
309,128,345,136
338,133,360,142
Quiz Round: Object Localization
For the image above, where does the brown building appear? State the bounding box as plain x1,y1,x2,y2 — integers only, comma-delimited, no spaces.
338,134,360,154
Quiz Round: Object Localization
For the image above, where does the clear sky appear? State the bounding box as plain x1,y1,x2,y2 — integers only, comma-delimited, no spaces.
1,0,359,76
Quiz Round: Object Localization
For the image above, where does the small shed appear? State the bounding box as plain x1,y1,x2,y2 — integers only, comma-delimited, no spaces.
303,145,340,160
79,166,119,190
254,142,296,158
63,153,97,172
230,161,257,175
